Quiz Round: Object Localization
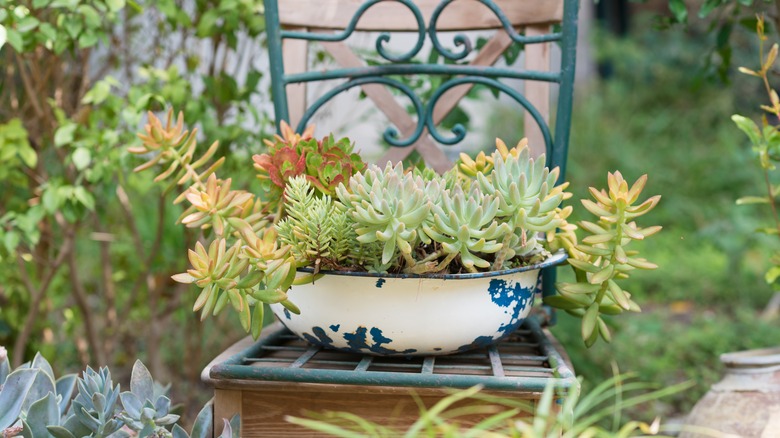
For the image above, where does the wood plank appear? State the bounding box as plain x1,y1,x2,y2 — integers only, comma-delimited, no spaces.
279,0,563,31
320,41,452,172
214,390,242,437
523,25,551,159
240,387,535,437
283,29,309,127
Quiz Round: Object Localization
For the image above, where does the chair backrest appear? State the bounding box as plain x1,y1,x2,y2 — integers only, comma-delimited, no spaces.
263,0,580,318
263,0,579,176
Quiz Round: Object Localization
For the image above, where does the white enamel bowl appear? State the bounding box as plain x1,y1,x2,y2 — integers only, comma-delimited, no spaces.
270,251,566,356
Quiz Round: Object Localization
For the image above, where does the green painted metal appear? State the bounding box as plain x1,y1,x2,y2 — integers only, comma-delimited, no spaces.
284,65,561,86
428,0,561,61
282,0,426,62
263,0,579,169
262,0,579,330
208,315,576,392
263,0,289,133
542,0,580,322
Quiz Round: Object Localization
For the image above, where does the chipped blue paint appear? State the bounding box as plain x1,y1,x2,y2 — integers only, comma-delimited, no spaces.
456,335,496,353
283,308,292,320
330,324,340,332
301,326,334,347
375,278,386,288
342,326,417,355
489,278,534,337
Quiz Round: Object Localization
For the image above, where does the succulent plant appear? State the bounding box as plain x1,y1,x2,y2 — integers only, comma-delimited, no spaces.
0,348,237,437
423,185,507,272
276,176,355,272
457,138,524,178
130,110,224,203
117,361,179,435
253,125,366,213
336,163,431,268
181,175,254,237
547,172,661,346
130,109,663,347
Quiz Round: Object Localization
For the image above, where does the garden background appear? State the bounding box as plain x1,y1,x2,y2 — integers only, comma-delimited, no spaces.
0,0,777,426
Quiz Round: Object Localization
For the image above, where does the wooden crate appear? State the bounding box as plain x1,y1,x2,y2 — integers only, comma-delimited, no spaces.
202,319,575,437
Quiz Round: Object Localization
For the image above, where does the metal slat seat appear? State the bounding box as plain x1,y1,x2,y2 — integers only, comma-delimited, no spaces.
206,317,575,392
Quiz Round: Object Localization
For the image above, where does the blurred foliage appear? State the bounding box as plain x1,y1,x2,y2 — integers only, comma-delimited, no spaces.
642,0,777,82
488,15,779,419
0,0,271,424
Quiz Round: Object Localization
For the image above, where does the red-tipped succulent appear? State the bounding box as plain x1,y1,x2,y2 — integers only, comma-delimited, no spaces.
253,121,365,211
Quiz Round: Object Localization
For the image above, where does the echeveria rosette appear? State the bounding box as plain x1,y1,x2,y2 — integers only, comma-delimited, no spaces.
117,361,179,434
477,145,569,269
336,163,431,269
548,172,661,347
424,186,508,272
478,146,564,231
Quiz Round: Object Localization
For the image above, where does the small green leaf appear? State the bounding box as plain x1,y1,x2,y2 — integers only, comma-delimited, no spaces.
42,187,62,213
581,303,599,343
4,231,19,253
17,144,37,168
5,28,22,52
106,0,125,12
0,25,7,50
197,10,219,37
239,297,251,332
669,0,688,23
732,114,762,147
16,16,41,33
590,264,615,284
54,124,77,147
252,304,264,339
71,147,91,170
543,295,586,310
698,0,722,18
766,266,780,284
736,196,770,205
556,282,601,295
72,187,95,210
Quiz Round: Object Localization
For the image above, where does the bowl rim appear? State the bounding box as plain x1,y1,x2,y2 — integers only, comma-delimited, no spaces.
296,250,567,280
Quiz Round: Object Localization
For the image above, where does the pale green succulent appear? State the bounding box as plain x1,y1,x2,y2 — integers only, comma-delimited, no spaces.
0,350,238,437
423,186,507,272
336,163,431,265
477,148,564,233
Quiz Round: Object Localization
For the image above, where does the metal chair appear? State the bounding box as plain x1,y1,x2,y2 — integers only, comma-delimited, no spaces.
203,0,580,434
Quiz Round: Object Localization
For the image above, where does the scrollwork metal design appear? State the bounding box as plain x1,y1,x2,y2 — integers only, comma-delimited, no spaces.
296,77,425,148
429,0,562,61
297,75,553,153
281,0,426,63
425,76,553,153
